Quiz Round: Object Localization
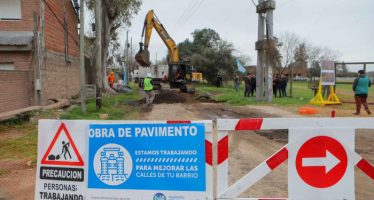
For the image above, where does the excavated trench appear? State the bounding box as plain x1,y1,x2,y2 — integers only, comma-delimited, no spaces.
138,89,289,143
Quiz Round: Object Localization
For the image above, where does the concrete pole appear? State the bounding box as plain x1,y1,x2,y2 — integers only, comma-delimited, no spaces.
79,0,86,113
256,0,275,102
95,0,102,109
266,3,274,102
256,0,265,101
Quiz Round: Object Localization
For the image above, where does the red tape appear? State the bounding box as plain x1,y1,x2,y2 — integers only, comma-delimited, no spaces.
235,118,263,130
266,147,288,170
218,136,229,165
357,159,374,180
166,120,191,124
205,140,213,165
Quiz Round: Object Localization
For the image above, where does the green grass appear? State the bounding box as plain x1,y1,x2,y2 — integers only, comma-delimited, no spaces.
0,123,38,163
0,83,143,163
196,81,374,106
61,83,143,120
195,82,313,106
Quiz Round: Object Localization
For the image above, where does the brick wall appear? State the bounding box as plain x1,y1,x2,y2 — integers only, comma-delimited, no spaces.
0,71,32,113
41,50,80,104
0,0,81,113
42,0,80,105
44,0,79,57
0,0,39,31
0,51,33,113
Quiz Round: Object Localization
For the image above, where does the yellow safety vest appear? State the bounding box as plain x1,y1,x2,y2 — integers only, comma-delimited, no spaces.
144,77,153,91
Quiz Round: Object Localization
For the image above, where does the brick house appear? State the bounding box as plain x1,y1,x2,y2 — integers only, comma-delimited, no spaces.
0,0,80,113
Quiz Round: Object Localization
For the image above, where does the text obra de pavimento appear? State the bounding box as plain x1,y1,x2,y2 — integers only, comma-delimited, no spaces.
89,125,199,138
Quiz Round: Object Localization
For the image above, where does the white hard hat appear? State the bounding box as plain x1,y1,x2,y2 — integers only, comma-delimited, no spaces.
147,73,152,77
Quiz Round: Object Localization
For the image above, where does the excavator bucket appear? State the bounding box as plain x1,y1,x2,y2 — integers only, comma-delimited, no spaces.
135,43,151,66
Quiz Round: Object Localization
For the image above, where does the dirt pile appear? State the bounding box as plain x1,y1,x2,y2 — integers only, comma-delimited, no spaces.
139,90,187,104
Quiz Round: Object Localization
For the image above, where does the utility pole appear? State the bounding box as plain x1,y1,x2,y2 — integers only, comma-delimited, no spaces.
95,0,102,109
130,37,133,81
125,30,129,84
79,0,86,113
156,53,158,65
255,0,275,102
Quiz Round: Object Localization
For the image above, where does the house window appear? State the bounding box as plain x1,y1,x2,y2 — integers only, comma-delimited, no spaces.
0,63,15,70
0,0,21,20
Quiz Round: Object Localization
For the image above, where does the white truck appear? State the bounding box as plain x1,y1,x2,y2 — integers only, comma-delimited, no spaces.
134,65,169,90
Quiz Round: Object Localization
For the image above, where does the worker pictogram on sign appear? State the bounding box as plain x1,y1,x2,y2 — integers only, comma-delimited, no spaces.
296,136,348,188
41,123,84,166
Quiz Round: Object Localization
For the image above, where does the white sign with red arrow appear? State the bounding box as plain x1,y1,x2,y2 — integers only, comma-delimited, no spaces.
289,128,354,200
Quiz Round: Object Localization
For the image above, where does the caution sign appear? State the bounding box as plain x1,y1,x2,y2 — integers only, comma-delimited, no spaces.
41,123,84,166
288,128,355,200
35,121,86,200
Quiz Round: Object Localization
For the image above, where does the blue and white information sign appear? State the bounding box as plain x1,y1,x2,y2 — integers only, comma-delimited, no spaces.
88,123,206,199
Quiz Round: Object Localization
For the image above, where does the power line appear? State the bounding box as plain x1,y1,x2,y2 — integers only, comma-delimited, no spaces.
176,0,206,33
277,0,296,8
175,0,200,27
176,0,203,30
250,0,257,7
44,0,79,45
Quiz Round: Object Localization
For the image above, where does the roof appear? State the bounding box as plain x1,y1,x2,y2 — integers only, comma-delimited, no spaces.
0,31,33,46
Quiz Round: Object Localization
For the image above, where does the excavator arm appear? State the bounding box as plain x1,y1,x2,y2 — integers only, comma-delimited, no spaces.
135,10,179,66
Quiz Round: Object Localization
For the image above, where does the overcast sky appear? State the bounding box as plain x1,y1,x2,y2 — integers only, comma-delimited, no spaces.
118,0,374,69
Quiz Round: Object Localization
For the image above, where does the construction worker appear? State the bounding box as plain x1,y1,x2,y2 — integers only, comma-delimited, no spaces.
108,71,115,88
144,73,155,106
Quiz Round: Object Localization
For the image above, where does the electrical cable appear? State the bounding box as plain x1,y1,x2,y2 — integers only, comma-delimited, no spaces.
175,0,200,26
250,0,257,7
277,0,296,8
44,0,79,45
176,0,205,33
175,0,203,31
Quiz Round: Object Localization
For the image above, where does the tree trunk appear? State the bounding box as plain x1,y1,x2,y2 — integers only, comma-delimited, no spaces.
95,0,102,109
290,65,293,97
101,1,117,94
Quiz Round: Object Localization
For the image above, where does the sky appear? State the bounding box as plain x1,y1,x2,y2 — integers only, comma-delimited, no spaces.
116,0,374,70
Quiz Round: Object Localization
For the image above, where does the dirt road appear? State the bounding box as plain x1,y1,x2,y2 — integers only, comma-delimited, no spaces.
0,90,373,199
142,92,373,199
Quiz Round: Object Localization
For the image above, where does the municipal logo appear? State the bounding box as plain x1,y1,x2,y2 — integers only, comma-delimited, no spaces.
153,193,167,200
93,143,133,185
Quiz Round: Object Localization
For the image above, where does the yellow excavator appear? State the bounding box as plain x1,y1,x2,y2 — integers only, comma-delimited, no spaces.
135,10,201,93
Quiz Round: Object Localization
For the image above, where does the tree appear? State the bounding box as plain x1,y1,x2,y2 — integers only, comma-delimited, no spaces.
289,43,308,96
178,29,236,84
319,47,341,62
192,28,221,50
177,39,193,61
87,0,142,92
278,32,300,74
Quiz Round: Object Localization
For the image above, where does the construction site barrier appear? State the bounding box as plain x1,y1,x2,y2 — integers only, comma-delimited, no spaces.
215,118,374,199
32,118,374,200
